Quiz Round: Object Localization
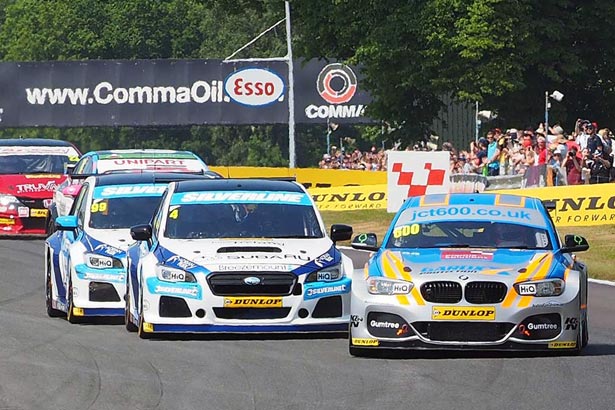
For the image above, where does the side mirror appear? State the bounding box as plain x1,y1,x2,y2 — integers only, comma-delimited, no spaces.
55,215,78,231
351,233,379,251
561,234,589,253
65,163,76,175
61,183,82,198
330,224,353,243
131,224,152,241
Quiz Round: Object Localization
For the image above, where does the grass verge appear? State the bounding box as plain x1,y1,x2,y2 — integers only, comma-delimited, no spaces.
321,210,615,282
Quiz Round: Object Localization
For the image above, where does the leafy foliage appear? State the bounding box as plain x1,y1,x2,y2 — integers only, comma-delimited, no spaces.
2,0,615,160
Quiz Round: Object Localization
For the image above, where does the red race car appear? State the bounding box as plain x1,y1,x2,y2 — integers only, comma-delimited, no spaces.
0,138,80,236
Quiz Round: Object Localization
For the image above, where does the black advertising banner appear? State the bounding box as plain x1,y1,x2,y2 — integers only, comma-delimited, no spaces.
294,59,373,124
0,59,373,127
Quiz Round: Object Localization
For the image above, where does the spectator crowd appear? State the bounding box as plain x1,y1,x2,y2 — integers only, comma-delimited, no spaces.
318,119,615,185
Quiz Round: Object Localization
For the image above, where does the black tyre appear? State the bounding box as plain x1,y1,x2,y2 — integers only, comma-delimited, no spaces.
45,260,64,318
137,292,152,339
66,280,81,324
124,280,137,332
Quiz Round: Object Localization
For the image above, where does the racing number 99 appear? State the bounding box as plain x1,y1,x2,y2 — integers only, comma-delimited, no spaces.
91,201,108,213
393,224,420,238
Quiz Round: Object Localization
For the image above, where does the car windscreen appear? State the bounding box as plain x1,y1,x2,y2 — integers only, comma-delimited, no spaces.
0,154,75,174
164,196,324,239
88,184,168,229
385,220,552,250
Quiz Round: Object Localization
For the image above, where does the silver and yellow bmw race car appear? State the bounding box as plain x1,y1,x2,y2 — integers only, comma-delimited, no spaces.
349,193,590,357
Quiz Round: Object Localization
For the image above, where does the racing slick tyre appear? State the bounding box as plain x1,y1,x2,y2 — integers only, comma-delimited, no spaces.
124,282,137,333
45,216,55,237
66,280,81,324
137,292,152,339
45,262,63,318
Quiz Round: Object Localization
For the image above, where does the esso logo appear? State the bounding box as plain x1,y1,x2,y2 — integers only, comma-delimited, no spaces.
224,68,285,106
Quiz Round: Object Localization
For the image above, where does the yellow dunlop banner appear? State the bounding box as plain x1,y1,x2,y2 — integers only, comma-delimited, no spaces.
494,184,615,227
209,166,386,188
310,184,387,211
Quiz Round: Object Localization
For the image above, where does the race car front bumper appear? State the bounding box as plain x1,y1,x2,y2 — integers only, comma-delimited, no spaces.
134,276,352,334
70,264,126,317
349,277,584,352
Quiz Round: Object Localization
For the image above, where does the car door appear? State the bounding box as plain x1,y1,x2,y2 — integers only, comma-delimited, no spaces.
59,182,90,299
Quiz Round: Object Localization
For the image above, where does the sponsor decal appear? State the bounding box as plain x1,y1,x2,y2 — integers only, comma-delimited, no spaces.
111,158,186,166
97,185,167,198
83,272,125,282
174,191,310,206
167,255,197,270
350,315,363,328
154,285,199,297
548,341,577,349
43,199,53,208
516,314,561,340
0,218,15,225
564,317,579,330
310,185,387,211
18,207,29,218
367,312,411,338
223,297,282,308
216,264,292,272
94,243,123,256
304,283,349,300
531,301,564,308
314,252,334,268
517,283,536,295
432,306,496,321
441,250,494,261
227,254,310,262
224,67,285,107
351,338,379,346
15,180,59,194
420,265,485,275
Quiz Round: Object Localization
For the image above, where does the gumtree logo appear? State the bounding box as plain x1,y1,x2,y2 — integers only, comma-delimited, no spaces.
317,63,358,104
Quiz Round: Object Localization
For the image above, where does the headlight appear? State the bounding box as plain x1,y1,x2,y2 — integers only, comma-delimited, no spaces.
514,279,565,297
84,253,123,269
0,194,20,207
367,277,413,295
156,264,197,283
305,263,344,282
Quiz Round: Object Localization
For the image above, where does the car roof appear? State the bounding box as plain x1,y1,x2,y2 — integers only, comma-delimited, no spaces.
82,149,198,157
0,138,76,147
404,193,544,210
173,178,303,193
92,172,219,187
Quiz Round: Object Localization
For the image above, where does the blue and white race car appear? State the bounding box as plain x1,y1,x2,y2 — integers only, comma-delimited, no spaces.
44,172,213,322
349,193,590,356
124,178,353,337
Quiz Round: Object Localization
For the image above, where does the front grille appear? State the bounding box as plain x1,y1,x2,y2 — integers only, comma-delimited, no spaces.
88,282,121,302
420,281,462,303
465,282,508,304
213,307,291,320
16,197,47,231
207,272,297,296
312,296,342,318
413,322,515,342
159,296,192,317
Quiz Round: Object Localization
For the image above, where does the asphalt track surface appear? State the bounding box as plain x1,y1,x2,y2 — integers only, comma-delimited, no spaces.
1,240,614,410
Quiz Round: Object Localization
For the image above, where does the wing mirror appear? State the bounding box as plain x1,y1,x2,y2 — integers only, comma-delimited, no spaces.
561,234,589,253
351,233,379,251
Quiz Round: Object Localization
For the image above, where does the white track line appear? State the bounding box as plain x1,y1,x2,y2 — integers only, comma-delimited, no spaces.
340,246,615,287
